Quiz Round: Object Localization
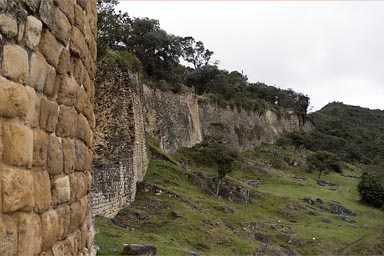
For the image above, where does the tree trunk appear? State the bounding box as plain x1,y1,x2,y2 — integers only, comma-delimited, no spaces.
216,176,223,195
318,170,322,180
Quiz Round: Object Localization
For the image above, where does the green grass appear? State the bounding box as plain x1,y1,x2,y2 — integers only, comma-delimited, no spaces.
95,144,384,255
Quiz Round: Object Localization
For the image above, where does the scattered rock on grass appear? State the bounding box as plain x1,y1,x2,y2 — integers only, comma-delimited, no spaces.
320,217,332,223
123,244,157,255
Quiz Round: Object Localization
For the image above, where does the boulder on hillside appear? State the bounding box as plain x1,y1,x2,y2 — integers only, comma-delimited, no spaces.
123,244,157,255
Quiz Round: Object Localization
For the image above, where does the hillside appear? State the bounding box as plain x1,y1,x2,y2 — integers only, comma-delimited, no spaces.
95,142,384,255
279,102,384,170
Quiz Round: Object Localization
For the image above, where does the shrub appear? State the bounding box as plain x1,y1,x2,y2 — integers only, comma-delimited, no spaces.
358,172,384,209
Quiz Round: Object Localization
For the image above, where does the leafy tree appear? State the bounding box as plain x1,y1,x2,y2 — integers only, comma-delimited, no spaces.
358,172,384,208
180,37,215,68
204,140,239,194
97,0,131,56
307,151,342,179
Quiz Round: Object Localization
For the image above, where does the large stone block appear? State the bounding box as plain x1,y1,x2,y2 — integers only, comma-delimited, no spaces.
47,135,63,174
56,205,71,239
70,26,86,57
62,138,75,174
52,8,71,45
69,172,88,202
75,88,91,120
25,15,43,49
41,210,59,251
1,166,34,212
0,13,18,38
69,197,88,233
57,76,79,106
2,121,33,168
38,0,54,27
0,76,29,119
17,212,42,256
72,58,84,86
28,52,48,91
39,29,63,68
32,130,47,167
76,113,92,147
2,44,29,83
74,4,84,33
33,171,51,212
39,97,59,132
52,175,70,204
25,86,39,126
0,214,18,256
56,105,77,138
74,140,85,171
54,0,74,24
57,48,71,75
66,230,82,255
43,65,58,98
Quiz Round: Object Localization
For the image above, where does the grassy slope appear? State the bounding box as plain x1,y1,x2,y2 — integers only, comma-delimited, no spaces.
95,144,384,256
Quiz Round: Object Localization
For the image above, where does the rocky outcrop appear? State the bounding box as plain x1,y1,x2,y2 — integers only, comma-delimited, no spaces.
0,0,97,255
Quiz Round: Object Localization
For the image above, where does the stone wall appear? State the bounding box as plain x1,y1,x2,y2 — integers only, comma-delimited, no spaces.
91,62,149,218
0,0,96,255
144,84,203,153
144,89,311,153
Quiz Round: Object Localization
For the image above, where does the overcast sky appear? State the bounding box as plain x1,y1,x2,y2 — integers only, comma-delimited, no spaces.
117,1,384,111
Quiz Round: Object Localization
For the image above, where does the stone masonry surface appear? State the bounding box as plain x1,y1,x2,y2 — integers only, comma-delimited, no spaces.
0,0,97,255
92,63,312,217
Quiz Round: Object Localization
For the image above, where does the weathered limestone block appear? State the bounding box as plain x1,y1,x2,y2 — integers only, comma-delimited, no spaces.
41,210,59,251
74,140,86,171
0,214,18,256
56,105,77,137
33,171,51,212
39,29,63,68
43,65,58,98
76,113,92,147
69,172,88,202
52,7,71,45
52,175,70,204
57,75,79,106
39,249,54,256
28,52,48,91
0,76,29,118
54,0,75,25
2,121,33,168
25,86,39,126
70,196,88,233
74,4,85,33
47,135,63,174
17,212,42,256
70,26,86,57
76,88,91,120
56,205,71,239
39,97,59,132
38,0,54,27
62,138,75,174
57,48,71,75
2,44,29,83
72,58,84,86
25,15,43,49
67,230,82,255
32,130,48,167
82,71,94,102
1,166,34,212
51,240,70,256
0,13,18,38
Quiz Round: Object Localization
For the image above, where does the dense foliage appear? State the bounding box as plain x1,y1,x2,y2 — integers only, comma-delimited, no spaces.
278,102,384,166
358,172,384,208
96,0,310,116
